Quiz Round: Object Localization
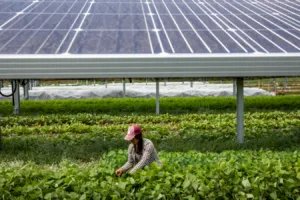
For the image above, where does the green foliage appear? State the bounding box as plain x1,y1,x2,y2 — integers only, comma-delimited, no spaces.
0,111,299,164
0,96,300,116
0,97,299,199
0,150,299,199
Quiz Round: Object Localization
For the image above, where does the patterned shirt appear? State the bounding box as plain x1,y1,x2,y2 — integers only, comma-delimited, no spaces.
121,138,161,174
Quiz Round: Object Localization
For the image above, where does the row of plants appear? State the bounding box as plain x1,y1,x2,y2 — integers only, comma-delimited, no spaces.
1,120,299,145
1,112,299,164
1,129,299,164
0,150,299,199
1,110,299,164
2,111,299,127
0,111,300,147
1,96,300,115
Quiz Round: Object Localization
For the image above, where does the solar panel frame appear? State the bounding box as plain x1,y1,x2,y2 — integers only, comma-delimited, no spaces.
0,0,299,79
0,53,299,79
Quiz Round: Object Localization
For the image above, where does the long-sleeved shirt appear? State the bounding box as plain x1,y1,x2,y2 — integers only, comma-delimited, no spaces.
121,138,161,174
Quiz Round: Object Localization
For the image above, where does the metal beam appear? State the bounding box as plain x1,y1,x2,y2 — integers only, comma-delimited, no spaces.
236,78,244,144
0,54,299,79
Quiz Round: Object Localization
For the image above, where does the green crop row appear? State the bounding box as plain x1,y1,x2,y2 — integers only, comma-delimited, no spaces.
1,96,300,116
0,150,299,200
1,111,299,164
1,119,299,139
1,112,298,160
1,126,299,164
2,111,299,127
1,112,299,143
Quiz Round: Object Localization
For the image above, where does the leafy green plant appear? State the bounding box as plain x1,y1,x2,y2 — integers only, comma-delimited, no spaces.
0,97,299,199
0,150,299,199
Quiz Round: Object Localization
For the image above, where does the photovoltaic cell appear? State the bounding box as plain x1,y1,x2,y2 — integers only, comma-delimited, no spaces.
38,31,72,54
0,2,29,12
0,0,299,54
0,13,14,24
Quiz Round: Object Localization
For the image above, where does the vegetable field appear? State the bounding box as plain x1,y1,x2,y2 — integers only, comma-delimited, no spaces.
0,97,299,199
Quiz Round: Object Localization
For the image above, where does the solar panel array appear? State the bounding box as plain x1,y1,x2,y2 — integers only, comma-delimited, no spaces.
0,0,299,54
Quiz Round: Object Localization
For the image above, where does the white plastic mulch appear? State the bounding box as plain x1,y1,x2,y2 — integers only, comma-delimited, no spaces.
0,82,274,100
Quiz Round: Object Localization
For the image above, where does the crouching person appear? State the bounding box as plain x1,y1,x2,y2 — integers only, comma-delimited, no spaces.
115,124,161,176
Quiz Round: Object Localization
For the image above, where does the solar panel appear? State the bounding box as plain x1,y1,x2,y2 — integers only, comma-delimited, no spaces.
0,0,299,80
0,0,299,54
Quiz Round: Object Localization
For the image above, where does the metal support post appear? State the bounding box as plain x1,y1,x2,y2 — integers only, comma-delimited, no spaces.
236,78,244,144
12,80,20,115
190,81,193,88
29,80,32,90
32,80,36,87
233,79,237,96
156,78,160,115
23,80,29,100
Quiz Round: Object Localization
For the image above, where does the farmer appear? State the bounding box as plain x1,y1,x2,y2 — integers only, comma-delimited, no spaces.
115,124,161,176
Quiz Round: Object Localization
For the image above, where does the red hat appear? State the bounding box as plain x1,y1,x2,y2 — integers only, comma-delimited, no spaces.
124,124,142,141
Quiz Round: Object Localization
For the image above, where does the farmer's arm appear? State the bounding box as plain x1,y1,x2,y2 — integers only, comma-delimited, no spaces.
120,144,134,172
128,142,154,174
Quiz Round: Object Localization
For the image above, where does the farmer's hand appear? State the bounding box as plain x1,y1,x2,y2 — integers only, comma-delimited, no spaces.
115,168,124,177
